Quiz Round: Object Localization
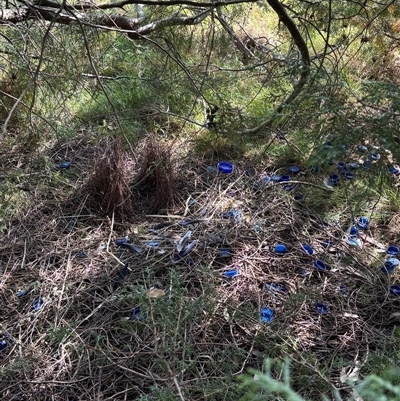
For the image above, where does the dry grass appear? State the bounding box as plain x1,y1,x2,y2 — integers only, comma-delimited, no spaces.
0,134,400,400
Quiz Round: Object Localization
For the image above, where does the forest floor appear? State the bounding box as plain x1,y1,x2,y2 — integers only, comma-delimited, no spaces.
1,131,400,400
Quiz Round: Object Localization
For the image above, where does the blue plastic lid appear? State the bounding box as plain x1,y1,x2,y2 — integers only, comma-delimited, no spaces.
362,160,372,169
370,153,380,160
280,175,291,182
302,244,313,255
357,145,368,152
382,258,399,273
219,248,232,258
390,285,400,296
349,226,359,236
314,303,329,315
76,251,87,258
59,161,71,169
314,260,327,271
274,244,287,255
289,166,300,174
337,162,346,170
357,216,369,229
0,340,7,351
388,166,400,174
218,161,234,173
343,171,354,180
32,298,44,312
223,269,238,278
349,162,359,169
260,307,274,323
387,246,399,256
272,175,281,182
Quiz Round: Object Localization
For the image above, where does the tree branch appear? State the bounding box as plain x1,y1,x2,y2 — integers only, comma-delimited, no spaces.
239,0,311,135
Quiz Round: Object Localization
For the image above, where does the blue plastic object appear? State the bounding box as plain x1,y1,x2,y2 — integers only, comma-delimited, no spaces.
328,174,339,186
0,340,7,351
315,303,329,315
362,160,372,169
343,171,354,180
264,282,287,293
389,285,400,296
382,258,399,274
370,153,380,160
218,161,233,173
337,162,346,171
219,249,232,258
357,145,368,152
264,176,271,183
314,260,327,271
132,307,145,321
339,285,348,295
388,166,400,175
260,307,274,323
349,162,359,169
387,246,399,256
357,216,369,230
289,166,300,174
302,244,313,255
32,298,44,312
223,270,238,278
59,161,71,169
280,175,291,182
349,226,359,237
294,194,304,201
274,244,287,255
76,251,87,258
272,175,281,182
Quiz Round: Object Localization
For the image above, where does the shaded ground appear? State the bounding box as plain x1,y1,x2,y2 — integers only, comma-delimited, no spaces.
1,132,400,400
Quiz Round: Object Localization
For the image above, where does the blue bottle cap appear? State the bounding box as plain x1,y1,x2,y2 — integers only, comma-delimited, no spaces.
314,303,329,315
289,166,300,174
217,161,234,174
223,269,238,278
382,258,399,274
260,307,274,323
328,174,339,186
349,162,359,169
362,160,372,169
337,162,346,171
347,237,361,247
59,161,71,169
387,246,399,256
343,171,354,180
274,244,287,255
302,244,313,255
357,145,368,152
280,175,291,182
389,285,400,296
370,153,380,160
349,226,359,236
272,175,281,182
357,216,369,229
388,166,400,175
314,260,327,271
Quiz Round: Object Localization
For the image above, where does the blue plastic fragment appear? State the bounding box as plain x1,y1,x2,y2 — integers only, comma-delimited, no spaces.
17,289,30,298
349,226,359,237
260,307,274,323
357,145,368,152
175,240,197,260
132,307,145,321
315,303,329,315
302,244,313,255
272,175,281,182
223,209,241,219
314,260,327,271
387,246,399,256
32,298,44,312
289,166,300,174
219,248,232,258
382,258,399,274
280,175,291,182
328,174,339,186
337,162,346,171
264,282,287,293
283,184,294,191
59,161,71,169
357,216,369,230
264,176,271,183
388,166,400,175
274,244,287,255
0,340,7,351
389,285,400,296
343,171,354,180
349,162,359,169
147,241,159,247
362,160,372,169
76,251,87,258
370,153,380,160
223,270,238,278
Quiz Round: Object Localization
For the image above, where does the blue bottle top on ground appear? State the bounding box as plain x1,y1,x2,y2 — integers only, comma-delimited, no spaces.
260,307,274,323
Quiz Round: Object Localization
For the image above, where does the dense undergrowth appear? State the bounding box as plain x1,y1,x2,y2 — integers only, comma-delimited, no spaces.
1,1,400,400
